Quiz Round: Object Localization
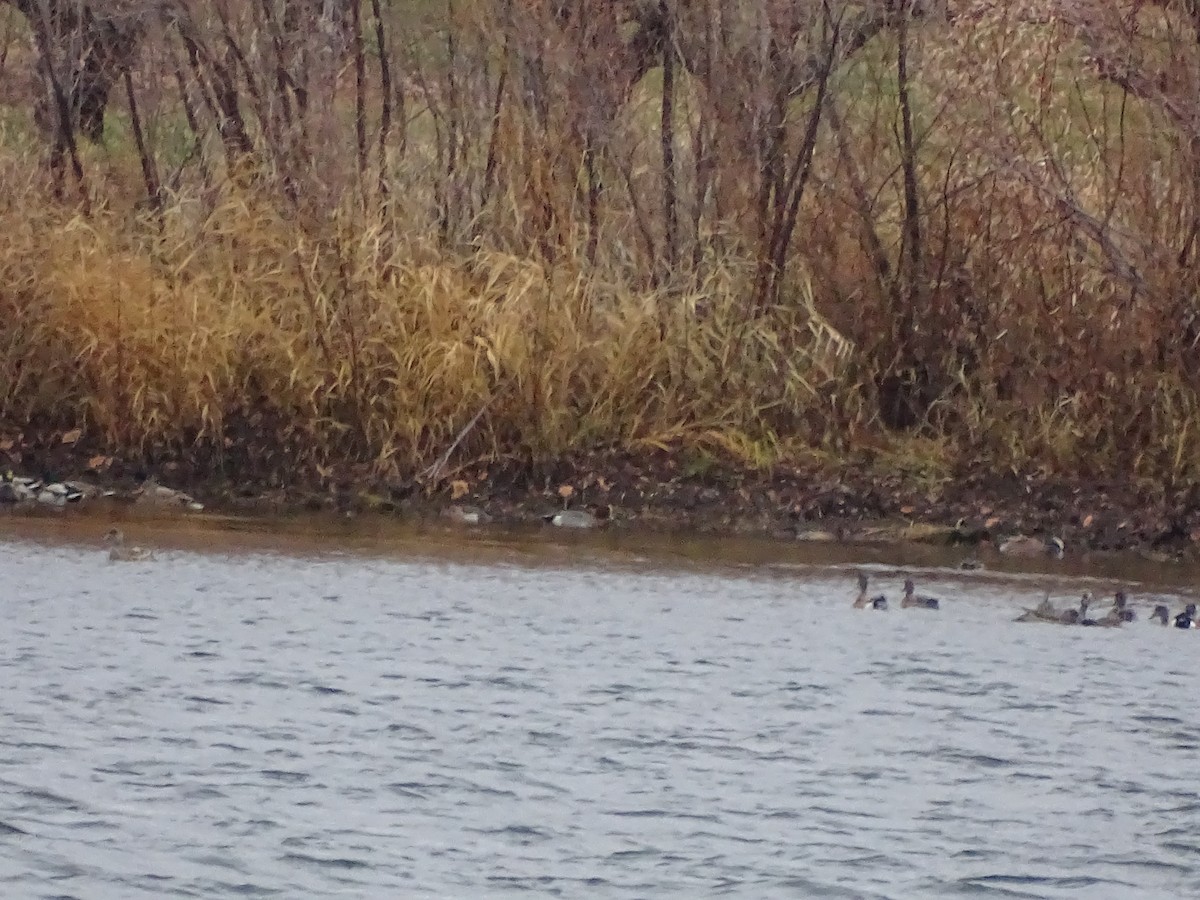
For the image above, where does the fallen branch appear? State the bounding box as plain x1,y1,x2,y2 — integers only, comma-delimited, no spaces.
418,396,493,484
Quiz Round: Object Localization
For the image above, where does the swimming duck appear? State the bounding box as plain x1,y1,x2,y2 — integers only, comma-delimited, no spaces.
1151,604,1171,625
1015,592,1089,624
543,504,611,528
853,572,887,609
1174,603,1197,629
1033,594,1059,618
102,527,154,562
1077,591,1106,625
133,476,204,511
901,578,940,609
1014,593,1054,622
1096,590,1135,625
998,534,1065,559
1054,594,1091,624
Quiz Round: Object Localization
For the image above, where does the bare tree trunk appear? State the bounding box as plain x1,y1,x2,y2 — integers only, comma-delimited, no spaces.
659,0,678,280
7,0,139,144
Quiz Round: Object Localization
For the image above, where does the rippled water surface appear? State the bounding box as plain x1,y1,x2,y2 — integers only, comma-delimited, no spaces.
2,515,1199,898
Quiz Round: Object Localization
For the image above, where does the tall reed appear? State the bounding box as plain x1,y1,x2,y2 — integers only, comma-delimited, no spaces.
1,1,1199,485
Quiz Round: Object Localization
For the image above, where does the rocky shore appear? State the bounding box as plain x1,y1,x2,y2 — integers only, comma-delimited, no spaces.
3,439,1198,563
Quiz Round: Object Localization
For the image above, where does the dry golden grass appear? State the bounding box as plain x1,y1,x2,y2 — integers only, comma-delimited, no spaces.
4,2,1200,488
0,175,861,481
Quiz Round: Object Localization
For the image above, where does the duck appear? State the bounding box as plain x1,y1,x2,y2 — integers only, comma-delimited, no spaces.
998,534,1065,559
1096,590,1135,625
35,480,85,506
1015,592,1089,624
0,470,38,503
1077,591,1105,625
102,527,154,562
853,572,888,609
543,504,611,528
1174,603,1197,629
1151,604,1171,626
1014,593,1054,622
133,475,204,511
0,470,88,506
444,504,492,525
901,578,940,609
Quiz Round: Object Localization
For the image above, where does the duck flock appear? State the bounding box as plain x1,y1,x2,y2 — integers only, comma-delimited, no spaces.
855,573,1200,629
0,470,203,511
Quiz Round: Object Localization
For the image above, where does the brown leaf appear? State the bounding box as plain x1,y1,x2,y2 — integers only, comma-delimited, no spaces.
557,484,575,500
900,504,916,515
1081,514,1094,528
596,476,612,492
86,454,112,470
984,516,1001,529
450,479,470,500
61,428,82,445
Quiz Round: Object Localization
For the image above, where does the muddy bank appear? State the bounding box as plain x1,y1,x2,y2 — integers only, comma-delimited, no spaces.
2,435,1197,563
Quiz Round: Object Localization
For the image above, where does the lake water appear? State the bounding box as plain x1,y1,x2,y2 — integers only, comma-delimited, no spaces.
1,514,1198,898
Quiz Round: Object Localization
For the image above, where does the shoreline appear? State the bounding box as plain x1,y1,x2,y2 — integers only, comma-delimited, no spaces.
2,442,1196,564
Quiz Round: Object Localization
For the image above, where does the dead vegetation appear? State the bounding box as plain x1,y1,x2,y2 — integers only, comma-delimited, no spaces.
1,1,1199,493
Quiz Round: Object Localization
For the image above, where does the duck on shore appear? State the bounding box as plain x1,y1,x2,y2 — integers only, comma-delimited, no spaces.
444,504,492,525
1151,604,1171,625
133,475,204,511
998,534,1065,559
901,578,940,609
543,504,612,529
102,528,154,562
36,480,85,506
0,470,88,506
0,470,36,503
1174,603,1197,629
